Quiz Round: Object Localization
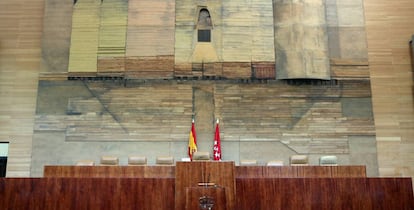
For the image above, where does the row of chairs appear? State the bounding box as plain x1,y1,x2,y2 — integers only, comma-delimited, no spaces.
76,154,338,167
76,155,174,166
240,155,338,166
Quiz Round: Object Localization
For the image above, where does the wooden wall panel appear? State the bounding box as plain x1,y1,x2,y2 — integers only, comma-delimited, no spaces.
175,161,236,210
0,177,412,209
235,166,366,178
235,178,414,210
45,165,366,179
331,165,367,177
43,165,175,178
185,187,226,210
0,178,175,210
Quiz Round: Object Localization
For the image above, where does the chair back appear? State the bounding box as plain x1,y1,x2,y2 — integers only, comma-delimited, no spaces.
156,156,174,165
100,156,119,165
290,155,309,166
128,156,147,165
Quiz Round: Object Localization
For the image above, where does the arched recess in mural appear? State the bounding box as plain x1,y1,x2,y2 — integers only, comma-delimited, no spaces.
192,7,219,64
197,8,212,42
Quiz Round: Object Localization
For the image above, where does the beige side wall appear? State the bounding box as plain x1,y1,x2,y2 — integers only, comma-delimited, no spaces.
364,0,414,178
0,0,44,176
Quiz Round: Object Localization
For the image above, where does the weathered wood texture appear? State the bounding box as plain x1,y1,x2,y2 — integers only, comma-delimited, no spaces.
236,165,366,178
41,0,73,73
96,0,128,73
97,0,127,58
44,165,175,178
221,0,275,62
34,81,374,148
125,55,174,79
126,0,175,57
175,161,236,210
0,178,176,210
326,0,368,60
35,81,193,142
175,0,274,77
32,80,375,176
68,0,100,72
214,81,374,154
235,178,414,210
174,0,223,76
363,0,414,178
252,62,276,79
124,0,175,78
330,59,370,80
274,0,330,79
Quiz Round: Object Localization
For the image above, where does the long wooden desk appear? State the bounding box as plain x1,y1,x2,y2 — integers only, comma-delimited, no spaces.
44,165,175,178
31,164,413,210
44,165,366,178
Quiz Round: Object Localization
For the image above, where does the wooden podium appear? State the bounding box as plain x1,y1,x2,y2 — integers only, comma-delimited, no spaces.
175,161,235,210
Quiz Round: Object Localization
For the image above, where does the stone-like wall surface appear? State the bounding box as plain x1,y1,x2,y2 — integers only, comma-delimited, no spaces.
274,0,330,79
326,0,368,60
41,0,73,73
32,80,377,176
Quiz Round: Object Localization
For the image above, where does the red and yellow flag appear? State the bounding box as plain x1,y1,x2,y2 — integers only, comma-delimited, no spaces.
188,119,197,160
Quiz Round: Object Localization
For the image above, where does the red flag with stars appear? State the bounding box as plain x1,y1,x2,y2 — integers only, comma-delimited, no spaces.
213,119,221,161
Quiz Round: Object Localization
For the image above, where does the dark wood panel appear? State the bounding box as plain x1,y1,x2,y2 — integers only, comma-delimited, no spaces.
175,161,236,210
252,62,276,79
296,166,333,178
45,165,365,179
0,177,412,210
236,166,366,178
43,165,175,178
331,165,367,177
235,166,265,178
185,187,227,210
0,178,175,210
235,178,414,210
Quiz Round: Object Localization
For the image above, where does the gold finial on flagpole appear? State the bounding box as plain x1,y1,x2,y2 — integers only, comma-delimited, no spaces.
216,118,219,124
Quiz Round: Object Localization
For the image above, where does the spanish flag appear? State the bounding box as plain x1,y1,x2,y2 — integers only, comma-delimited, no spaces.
188,119,197,160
